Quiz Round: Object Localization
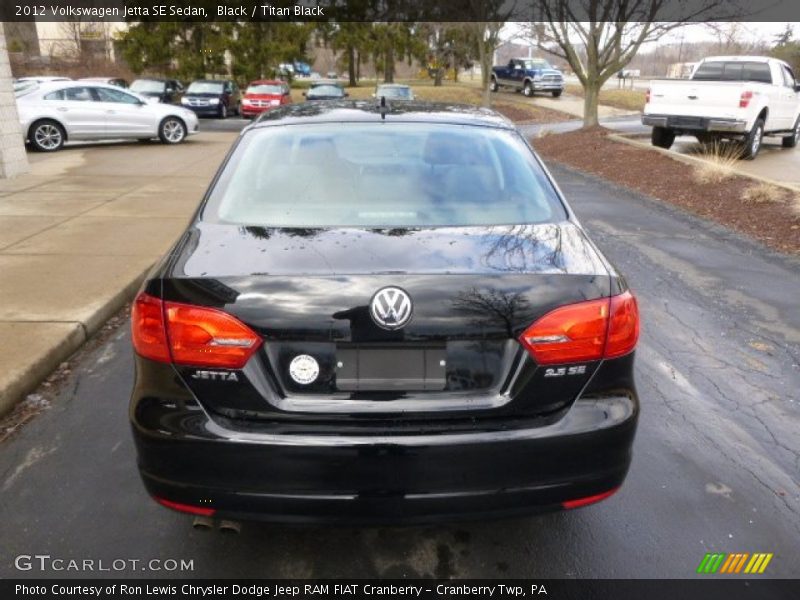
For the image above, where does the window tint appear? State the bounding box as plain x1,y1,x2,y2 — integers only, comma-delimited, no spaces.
95,87,140,104
44,89,65,101
204,124,565,228
65,87,93,102
693,61,772,83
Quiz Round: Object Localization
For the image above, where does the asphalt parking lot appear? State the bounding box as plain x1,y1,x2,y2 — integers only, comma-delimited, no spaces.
0,126,797,578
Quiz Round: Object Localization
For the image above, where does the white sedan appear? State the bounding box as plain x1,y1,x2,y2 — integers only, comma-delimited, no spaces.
16,81,199,152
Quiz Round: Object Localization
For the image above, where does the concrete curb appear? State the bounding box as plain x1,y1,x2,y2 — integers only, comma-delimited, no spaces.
0,266,150,417
607,133,800,194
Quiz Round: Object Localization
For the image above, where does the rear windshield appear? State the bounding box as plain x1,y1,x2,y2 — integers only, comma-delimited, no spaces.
204,123,566,228
692,61,772,83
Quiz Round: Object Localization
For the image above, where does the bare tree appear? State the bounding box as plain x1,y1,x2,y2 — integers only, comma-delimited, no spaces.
531,0,738,126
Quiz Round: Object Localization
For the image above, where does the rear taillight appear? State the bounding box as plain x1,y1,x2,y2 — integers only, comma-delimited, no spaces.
739,90,753,108
131,292,170,363
645,87,650,104
519,291,639,365
131,292,262,369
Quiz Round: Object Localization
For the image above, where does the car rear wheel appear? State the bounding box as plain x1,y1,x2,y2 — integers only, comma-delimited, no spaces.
741,118,764,160
651,126,675,149
29,120,65,152
523,82,533,97
552,89,563,98
782,117,800,148
489,77,498,93
158,117,186,144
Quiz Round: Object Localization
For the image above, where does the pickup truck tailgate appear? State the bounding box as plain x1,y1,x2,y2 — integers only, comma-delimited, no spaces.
647,80,746,119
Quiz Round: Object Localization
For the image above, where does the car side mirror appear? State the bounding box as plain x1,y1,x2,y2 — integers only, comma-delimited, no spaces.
795,83,800,93
302,91,306,97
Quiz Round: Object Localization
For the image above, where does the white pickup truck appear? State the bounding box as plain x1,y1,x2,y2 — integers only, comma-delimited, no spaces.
643,56,800,159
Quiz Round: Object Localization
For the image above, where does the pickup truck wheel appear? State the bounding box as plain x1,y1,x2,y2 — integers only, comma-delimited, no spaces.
522,82,533,97
782,117,800,148
651,126,675,149
741,118,764,160
551,90,562,98
489,77,498,93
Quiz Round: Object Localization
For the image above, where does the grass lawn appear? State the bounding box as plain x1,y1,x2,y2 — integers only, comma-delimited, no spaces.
564,84,646,112
287,79,570,124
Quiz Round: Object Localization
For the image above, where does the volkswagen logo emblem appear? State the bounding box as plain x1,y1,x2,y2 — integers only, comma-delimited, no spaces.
369,287,413,330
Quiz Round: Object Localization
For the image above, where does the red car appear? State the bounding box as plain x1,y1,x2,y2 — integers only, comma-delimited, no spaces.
240,80,292,119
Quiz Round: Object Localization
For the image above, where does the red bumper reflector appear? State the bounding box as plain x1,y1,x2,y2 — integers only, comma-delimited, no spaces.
561,487,620,510
154,496,216,517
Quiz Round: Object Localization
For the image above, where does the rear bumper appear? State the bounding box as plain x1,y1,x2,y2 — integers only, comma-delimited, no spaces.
132,394,638,524
642,114,748,133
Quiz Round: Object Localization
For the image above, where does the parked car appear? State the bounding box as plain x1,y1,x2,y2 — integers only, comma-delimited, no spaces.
79,77,128,88
491,58,565,97
643,55,800,159
129,78,184,104
303,82,348,101
240,80,292,119
373,83,415,101
129,101,640,524
293,61,312,77
181,79,241,118
17,81,199,152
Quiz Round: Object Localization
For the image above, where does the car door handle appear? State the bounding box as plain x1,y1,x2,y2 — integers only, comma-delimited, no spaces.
56,107,68,112
106,110,117,114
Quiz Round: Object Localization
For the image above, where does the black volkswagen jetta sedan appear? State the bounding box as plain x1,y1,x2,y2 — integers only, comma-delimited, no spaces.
130,101,640,524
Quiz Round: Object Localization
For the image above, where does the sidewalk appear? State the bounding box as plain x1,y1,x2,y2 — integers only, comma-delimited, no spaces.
530,93,639,120
0,132,238,416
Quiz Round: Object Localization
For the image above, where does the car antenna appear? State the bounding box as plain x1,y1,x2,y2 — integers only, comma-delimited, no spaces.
379,95,388,120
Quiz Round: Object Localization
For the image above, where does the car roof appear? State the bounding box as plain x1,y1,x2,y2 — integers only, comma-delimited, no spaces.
251,100,514,130
248,79,285,85
190,79,228,83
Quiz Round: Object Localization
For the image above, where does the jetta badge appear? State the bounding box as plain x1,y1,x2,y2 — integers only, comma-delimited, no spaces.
370,286,413,330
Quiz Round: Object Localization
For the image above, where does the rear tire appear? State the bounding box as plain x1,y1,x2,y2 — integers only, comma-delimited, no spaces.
29,119,65,152
782,117,800,148
522,81,533,97
651,126,675,149
158,117,187,144
489,77,498,93
741,118,764,160
552,89,563,98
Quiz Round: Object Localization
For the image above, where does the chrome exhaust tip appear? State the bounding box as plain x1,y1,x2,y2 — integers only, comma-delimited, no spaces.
192,515,214,530
218,519,242,534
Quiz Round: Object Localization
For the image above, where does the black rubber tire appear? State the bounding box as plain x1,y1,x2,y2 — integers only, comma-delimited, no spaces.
489,77,498,93
552,89,563,98
782,117,800,148
28,119,65,152
522,81,533,97
741,118,764,160
158,117,187,144
651,126,675,149
219,104,228,119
